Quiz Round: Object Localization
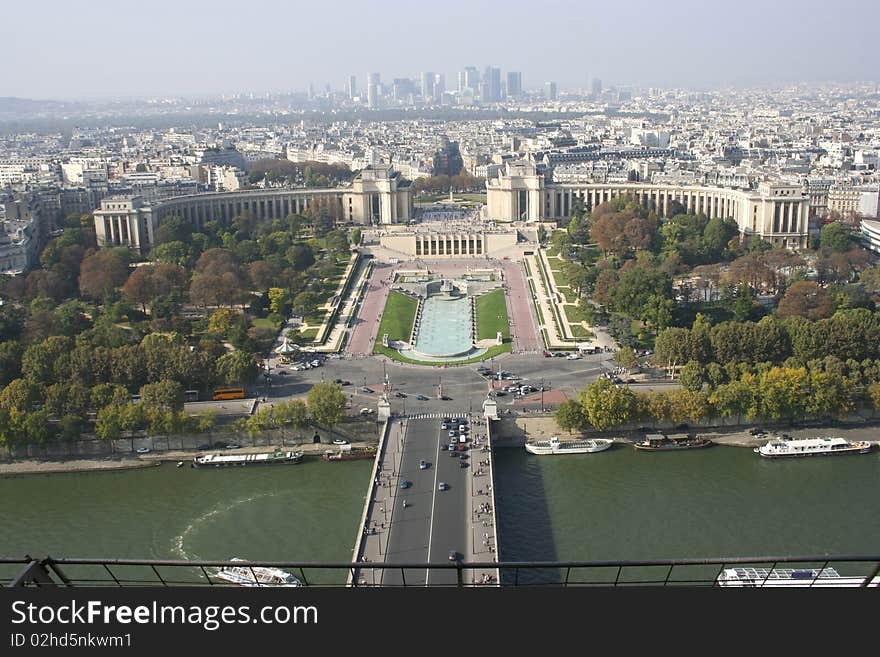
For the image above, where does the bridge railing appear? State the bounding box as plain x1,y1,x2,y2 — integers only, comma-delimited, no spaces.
4,555,880,588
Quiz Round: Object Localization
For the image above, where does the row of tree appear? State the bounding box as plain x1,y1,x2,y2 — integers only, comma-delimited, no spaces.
653,309,880,370
556,368,880,433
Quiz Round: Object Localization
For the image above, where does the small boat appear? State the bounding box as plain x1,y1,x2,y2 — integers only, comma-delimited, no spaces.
755,436,872,459
634,433,712,451
214,558,301,587
176,461,184,468
322,447,377,461
525,436,613,455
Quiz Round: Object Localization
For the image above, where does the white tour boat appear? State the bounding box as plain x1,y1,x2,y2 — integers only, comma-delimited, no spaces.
525,436,613,455
716,566,880,587
192,450,304,467
755,436,872,459
215,559,302,587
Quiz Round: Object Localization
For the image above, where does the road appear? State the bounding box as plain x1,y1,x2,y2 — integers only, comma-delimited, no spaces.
381,417,470,586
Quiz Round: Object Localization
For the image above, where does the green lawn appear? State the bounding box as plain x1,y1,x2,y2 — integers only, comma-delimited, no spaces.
569,324,592,338
476,289,510,340
299,327,319,341
375,291,418,345
564,304,588,323
252,317,282,331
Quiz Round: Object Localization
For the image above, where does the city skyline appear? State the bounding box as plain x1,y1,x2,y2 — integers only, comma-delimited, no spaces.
2,0,879,100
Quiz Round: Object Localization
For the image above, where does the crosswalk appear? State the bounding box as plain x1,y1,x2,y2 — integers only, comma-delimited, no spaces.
402,412,483,420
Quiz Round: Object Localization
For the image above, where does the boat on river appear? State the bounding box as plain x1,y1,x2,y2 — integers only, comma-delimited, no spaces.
755,436,872,459
215,558,302,587
323,448,376,461
634,434,712,451
192,450,303,467
716,566,880,587
525,436,613,455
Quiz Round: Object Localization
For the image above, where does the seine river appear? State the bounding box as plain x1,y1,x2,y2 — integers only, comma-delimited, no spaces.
2,445,880,585
493,444,880,583
0,457,372,585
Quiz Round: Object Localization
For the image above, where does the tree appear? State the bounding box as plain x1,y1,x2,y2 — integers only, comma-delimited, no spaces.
307,382,347,429
819,222,852,253
777,281,834,320
207,308,240,337
757,366,810,422
287,244,315,271
579,378,637,431
679,361,705,392
139,380,185,412
268,287,292,316
95,405,123,444
536,224,547,244
215,350,258,386
154,215,193,246
555,399,587,433
613,347,640,371
272,399,310,442
350,228,362,246
324,229,349,256
78,250,129,300
151,241,192,268
708,376,757,422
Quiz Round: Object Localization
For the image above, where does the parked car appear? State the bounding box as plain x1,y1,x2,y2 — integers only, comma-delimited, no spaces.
332,439,349,445
225,444,241,450
359,408,374,415
566,353,580,360
197,444,211,450
135,447,151,454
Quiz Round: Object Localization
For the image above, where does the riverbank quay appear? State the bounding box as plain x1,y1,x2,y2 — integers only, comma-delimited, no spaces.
491,415,880,449
0,440,378,476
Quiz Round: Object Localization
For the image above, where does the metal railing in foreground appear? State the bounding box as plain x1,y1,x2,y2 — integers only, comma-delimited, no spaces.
3,555,880,588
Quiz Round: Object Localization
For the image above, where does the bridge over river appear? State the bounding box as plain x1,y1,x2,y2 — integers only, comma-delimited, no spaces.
350,415,501,586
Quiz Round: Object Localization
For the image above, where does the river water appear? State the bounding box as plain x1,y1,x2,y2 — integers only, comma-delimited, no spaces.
493,444,880,583
0,457,372,585
2,445,879,586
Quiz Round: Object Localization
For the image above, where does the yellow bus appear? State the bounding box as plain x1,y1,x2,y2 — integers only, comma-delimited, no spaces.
212,387,246,401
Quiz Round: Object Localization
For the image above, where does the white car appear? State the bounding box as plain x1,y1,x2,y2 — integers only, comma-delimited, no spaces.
135,447,151,454
565,353,580,360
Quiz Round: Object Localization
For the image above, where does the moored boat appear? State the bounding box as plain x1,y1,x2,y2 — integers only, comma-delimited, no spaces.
634,433,713,451
323,448,377,461
192,450,304,467
215,558,302,587
755,436,872,459
525,436,613,455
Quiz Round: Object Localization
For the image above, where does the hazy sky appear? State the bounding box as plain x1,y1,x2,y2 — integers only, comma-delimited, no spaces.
4,0,879,99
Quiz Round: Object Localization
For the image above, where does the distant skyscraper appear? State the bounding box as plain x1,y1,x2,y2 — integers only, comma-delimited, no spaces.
367,72,380,108
433,73,445,102
506,71,522,98
481,66,501,102
591,78,602,97
460,66,479,93
420,72,434,100
544,81,557,101
308,83,315,100
348,75,357,99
